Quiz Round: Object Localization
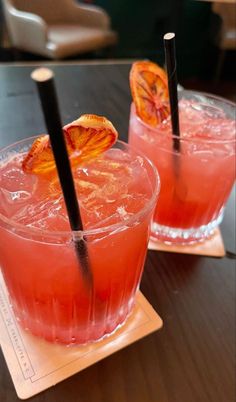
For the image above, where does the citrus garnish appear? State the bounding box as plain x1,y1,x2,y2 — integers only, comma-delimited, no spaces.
64,114,118,166
22,135,53,174
130,61,170,127
22,114,118,174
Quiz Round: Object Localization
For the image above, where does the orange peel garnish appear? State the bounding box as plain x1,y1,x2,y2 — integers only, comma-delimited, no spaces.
130,61,170,127
22,114,118,175
22,135,54,174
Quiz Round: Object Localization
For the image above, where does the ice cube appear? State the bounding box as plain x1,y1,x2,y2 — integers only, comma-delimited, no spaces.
0,188,32,203
0,186,35,219
11,195,69,231
0,165,37,193
117,206,132,221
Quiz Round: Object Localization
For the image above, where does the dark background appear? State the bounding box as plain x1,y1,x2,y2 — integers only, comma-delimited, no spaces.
0,0,235,89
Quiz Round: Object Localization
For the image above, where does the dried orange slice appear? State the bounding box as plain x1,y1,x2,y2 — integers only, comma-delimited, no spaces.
22,135,54,174
22,114,118,174
130,61,170,127
64,114,118,166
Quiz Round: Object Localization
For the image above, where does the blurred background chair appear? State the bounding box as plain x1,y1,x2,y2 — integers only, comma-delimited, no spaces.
212,2,236,81
2,0,118,59
93,0,182,60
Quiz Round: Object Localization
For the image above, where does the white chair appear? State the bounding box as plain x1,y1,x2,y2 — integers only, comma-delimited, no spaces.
2,0,118,59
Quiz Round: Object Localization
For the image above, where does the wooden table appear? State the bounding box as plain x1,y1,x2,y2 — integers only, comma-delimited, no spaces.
0,62,235,402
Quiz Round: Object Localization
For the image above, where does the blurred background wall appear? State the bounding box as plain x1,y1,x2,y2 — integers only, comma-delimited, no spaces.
0,0,235,84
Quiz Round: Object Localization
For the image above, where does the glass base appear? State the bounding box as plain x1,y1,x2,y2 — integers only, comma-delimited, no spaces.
150,212,224,245
12,297,135,346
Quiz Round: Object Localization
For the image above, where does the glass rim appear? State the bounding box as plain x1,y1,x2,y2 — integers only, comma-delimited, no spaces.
131,89,236,145
0,136,160,239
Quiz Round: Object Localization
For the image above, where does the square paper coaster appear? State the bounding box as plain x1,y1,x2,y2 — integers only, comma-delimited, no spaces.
148,227,225,257
0,272,162,400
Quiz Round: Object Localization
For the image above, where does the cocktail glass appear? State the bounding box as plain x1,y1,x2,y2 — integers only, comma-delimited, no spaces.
0,138,160,345
129,90,236,244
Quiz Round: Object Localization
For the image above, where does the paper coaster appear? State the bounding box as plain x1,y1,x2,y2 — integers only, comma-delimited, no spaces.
148,228,225,257
0,272,162,400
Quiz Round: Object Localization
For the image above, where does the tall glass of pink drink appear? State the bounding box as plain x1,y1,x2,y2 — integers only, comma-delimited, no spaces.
129,90,236,244
0,139,159,345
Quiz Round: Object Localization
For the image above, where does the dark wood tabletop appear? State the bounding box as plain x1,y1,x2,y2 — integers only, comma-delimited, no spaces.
0,62,235,402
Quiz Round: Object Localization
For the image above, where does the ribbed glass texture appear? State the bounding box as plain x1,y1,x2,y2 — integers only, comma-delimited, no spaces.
0,139,159,345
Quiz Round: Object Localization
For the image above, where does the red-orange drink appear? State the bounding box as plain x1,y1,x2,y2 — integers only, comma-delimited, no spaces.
129,90,236,243
0,139,159,345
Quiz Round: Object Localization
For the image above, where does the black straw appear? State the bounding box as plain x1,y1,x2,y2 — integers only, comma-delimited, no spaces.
31,68,93,287
164,32,180,152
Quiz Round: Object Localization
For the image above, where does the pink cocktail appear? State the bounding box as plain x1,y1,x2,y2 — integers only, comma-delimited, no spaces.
129,90,236,243
0,139,159,345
